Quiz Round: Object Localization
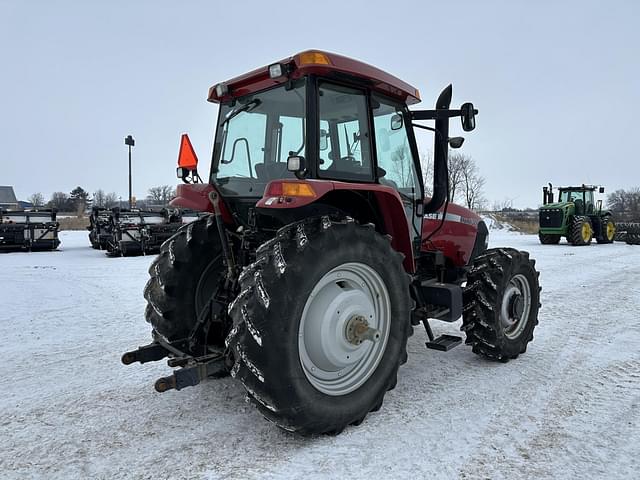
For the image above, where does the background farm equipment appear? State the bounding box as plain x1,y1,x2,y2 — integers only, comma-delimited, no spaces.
103,208,182,256
87,207,113,250
0,209,60,251
539,183,615,245
615,222,640,244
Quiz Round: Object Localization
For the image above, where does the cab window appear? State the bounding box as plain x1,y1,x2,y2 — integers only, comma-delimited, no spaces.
372,95,417,196
317,82,373,181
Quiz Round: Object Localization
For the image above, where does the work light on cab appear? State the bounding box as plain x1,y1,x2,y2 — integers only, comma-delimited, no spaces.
268,63,284,79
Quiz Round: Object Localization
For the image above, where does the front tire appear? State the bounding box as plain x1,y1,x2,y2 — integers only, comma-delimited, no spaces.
462,248,541,361
538,233,561,244
226,216,411,435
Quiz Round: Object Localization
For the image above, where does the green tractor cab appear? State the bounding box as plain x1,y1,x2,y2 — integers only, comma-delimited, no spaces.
538,183,615,245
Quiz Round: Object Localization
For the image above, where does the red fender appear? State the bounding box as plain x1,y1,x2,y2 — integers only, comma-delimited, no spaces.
258,180,415,272
170,184,234,224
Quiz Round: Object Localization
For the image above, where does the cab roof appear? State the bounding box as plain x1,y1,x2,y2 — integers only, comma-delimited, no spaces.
208,50,422,106
558,185,600,191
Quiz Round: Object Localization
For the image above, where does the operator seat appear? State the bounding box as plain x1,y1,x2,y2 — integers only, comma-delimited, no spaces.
574,199,584,215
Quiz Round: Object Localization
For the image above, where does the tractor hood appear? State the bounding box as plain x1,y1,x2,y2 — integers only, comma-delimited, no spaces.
540,202,572,210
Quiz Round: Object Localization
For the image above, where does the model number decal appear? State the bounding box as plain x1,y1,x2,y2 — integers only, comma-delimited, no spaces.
424,212,478,226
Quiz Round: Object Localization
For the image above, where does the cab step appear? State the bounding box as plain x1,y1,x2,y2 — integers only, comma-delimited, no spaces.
426,334,462,351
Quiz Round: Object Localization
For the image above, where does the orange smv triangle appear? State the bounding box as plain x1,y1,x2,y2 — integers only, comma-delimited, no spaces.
177,133,199,170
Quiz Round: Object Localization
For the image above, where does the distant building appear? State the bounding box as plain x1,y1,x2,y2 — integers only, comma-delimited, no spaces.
0,186,19,210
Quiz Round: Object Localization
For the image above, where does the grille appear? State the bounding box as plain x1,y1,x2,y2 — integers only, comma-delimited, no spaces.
539,209,563,228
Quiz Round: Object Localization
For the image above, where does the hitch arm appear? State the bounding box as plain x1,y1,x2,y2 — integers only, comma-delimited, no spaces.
121,343,170,365
154,354,226,393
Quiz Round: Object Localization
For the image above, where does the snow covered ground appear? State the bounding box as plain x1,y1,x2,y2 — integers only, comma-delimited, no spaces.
1,230,639,479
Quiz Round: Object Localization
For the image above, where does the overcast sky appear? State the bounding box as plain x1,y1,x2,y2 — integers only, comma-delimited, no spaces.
1,0,638,208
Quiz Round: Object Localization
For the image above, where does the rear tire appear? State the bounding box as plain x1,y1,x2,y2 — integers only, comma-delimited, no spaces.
596,216,615,244
144,215,226,347
462,248,541,361
226,216,411,434
538,233,561,244
569,216,592,246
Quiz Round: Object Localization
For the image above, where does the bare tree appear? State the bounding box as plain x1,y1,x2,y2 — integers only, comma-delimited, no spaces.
419,151,433,196
447,152,469,203
104,192,118,208
608,187,640,218
492,198,516,212
460,156,486,211
93,189,106,208
147,185,175,204
389,145,415,188
48,192,71,210
28,192,44,207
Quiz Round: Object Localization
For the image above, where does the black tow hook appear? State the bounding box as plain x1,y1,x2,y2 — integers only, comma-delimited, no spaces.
153,354,226,393
121,343,169,365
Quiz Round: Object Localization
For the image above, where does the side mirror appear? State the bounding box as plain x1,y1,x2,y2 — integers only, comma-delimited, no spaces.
599,187,605,193
390,113,403,131
460,103,477,132
177,167,189,181
319,129,329,151
449,137,465,149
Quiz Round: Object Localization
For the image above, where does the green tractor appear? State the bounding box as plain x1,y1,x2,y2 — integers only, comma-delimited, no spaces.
538,183,616,245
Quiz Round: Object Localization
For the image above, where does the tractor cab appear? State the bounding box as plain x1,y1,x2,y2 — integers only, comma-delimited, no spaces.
543,184,604,216
174,50,477,259
557,186,600,215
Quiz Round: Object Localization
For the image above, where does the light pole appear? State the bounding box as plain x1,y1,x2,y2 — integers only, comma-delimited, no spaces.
124,135,135,208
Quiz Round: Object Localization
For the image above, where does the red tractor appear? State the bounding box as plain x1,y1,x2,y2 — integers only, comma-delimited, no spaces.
123,50,541,435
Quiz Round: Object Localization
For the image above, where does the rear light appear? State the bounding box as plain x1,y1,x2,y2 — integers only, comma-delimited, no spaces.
267,181,316,198
298,51,330,66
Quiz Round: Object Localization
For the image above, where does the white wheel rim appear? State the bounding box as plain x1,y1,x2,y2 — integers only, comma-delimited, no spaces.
298,262,391,396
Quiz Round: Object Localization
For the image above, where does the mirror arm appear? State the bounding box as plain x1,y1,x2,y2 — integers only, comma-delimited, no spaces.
411,108,478,121
412,123,436,133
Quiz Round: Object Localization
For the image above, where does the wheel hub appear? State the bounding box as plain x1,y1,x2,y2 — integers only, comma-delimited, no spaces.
607,222,615,239
499,274,532,339
298,262,391,396
507,293,524,319
345,315,381,345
